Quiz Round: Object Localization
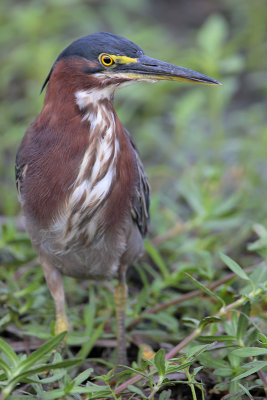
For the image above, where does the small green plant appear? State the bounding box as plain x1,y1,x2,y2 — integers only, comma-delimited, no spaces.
0,333,81,399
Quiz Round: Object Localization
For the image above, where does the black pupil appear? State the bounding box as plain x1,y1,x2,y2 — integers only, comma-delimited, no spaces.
104,57,111,64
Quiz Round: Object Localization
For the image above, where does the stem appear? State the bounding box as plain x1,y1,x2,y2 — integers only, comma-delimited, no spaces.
249,356,267,393
166,288,263,361
257,369,267,394
1,385,13,400
127,265,257,331
165,329,201,361
185,367,197,400
115,373,143,394
148,383,159,400
115,288,263,395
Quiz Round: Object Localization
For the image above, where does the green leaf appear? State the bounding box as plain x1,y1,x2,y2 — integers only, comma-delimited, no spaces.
84,285,95,336
232,347,267,357
121,365,148,378
36,388,67,400
13,358,82,381
186,344,212,358
185,273,225,307
192,366,203,376
145,240,169,280
258,333,267,348
197,14,228,53
232,361,267,381
143,312,178,333
166,360,194,374
0,359,11,377
15,332,67,375
213,192,241,217
128,384,148,398
159,390,171,400
154,348,166,376
247,224,267,252
73,368,93,386
237,302,250,343
213,367,233,377
0,337,18,367
178,181,205,216
237,382,254,400
64,374,75,394
182,317,200,328
0,372,7,381
199,316,222,330
198,353,228,369
29,372,65,384
78,320,106,359
220,253,249,280
198,335,236,343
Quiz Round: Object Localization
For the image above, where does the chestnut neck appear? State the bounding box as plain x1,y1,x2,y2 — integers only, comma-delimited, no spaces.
24,58,138,228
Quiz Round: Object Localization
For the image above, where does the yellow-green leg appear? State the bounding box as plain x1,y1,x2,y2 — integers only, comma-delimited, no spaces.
114,264,128,365
40,256,69,336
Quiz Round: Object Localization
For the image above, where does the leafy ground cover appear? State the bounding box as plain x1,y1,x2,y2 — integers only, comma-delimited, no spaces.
0,0,266,398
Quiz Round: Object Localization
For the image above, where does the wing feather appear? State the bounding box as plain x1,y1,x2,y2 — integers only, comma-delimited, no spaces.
124,128,150,236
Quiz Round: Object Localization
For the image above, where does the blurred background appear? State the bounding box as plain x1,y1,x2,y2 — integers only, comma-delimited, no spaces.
0,0,267,260
1,1,267,397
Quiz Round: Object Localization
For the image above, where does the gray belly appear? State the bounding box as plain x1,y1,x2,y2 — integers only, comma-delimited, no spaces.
26,212,144,280
48,237,125,279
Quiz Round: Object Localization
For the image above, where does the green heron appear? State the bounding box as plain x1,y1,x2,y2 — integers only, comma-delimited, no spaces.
16,32,220,364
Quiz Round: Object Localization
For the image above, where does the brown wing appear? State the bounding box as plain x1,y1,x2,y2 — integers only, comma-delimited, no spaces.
124,127,150,237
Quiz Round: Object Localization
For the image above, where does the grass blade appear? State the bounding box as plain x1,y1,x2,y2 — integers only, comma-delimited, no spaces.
185,273,224,306
78,320,106,359
145,240,169,280
237,302,250,342
16,332,67,375
220,253,249,280
154,348,166,376
14,358,82,381
232,347,267,357
0,337,18,367
232,361,267,380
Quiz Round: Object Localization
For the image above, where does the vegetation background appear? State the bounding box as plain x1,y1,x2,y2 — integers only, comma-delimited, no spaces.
0,0,266,399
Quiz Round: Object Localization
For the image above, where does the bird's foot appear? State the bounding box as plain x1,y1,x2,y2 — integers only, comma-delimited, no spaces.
54,313,69,347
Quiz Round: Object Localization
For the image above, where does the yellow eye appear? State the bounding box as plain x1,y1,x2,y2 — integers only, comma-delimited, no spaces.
100,54,115,67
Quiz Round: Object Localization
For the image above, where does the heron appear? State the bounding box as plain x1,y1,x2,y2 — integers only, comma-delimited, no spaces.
16,32,220,364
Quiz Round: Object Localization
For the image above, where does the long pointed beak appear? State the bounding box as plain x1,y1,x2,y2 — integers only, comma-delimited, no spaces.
120,55,221,85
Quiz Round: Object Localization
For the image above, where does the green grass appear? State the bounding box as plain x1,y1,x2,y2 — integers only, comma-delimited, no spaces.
0,0,267,398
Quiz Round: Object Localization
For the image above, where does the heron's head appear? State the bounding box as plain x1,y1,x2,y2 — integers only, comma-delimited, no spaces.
41,32,221,98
